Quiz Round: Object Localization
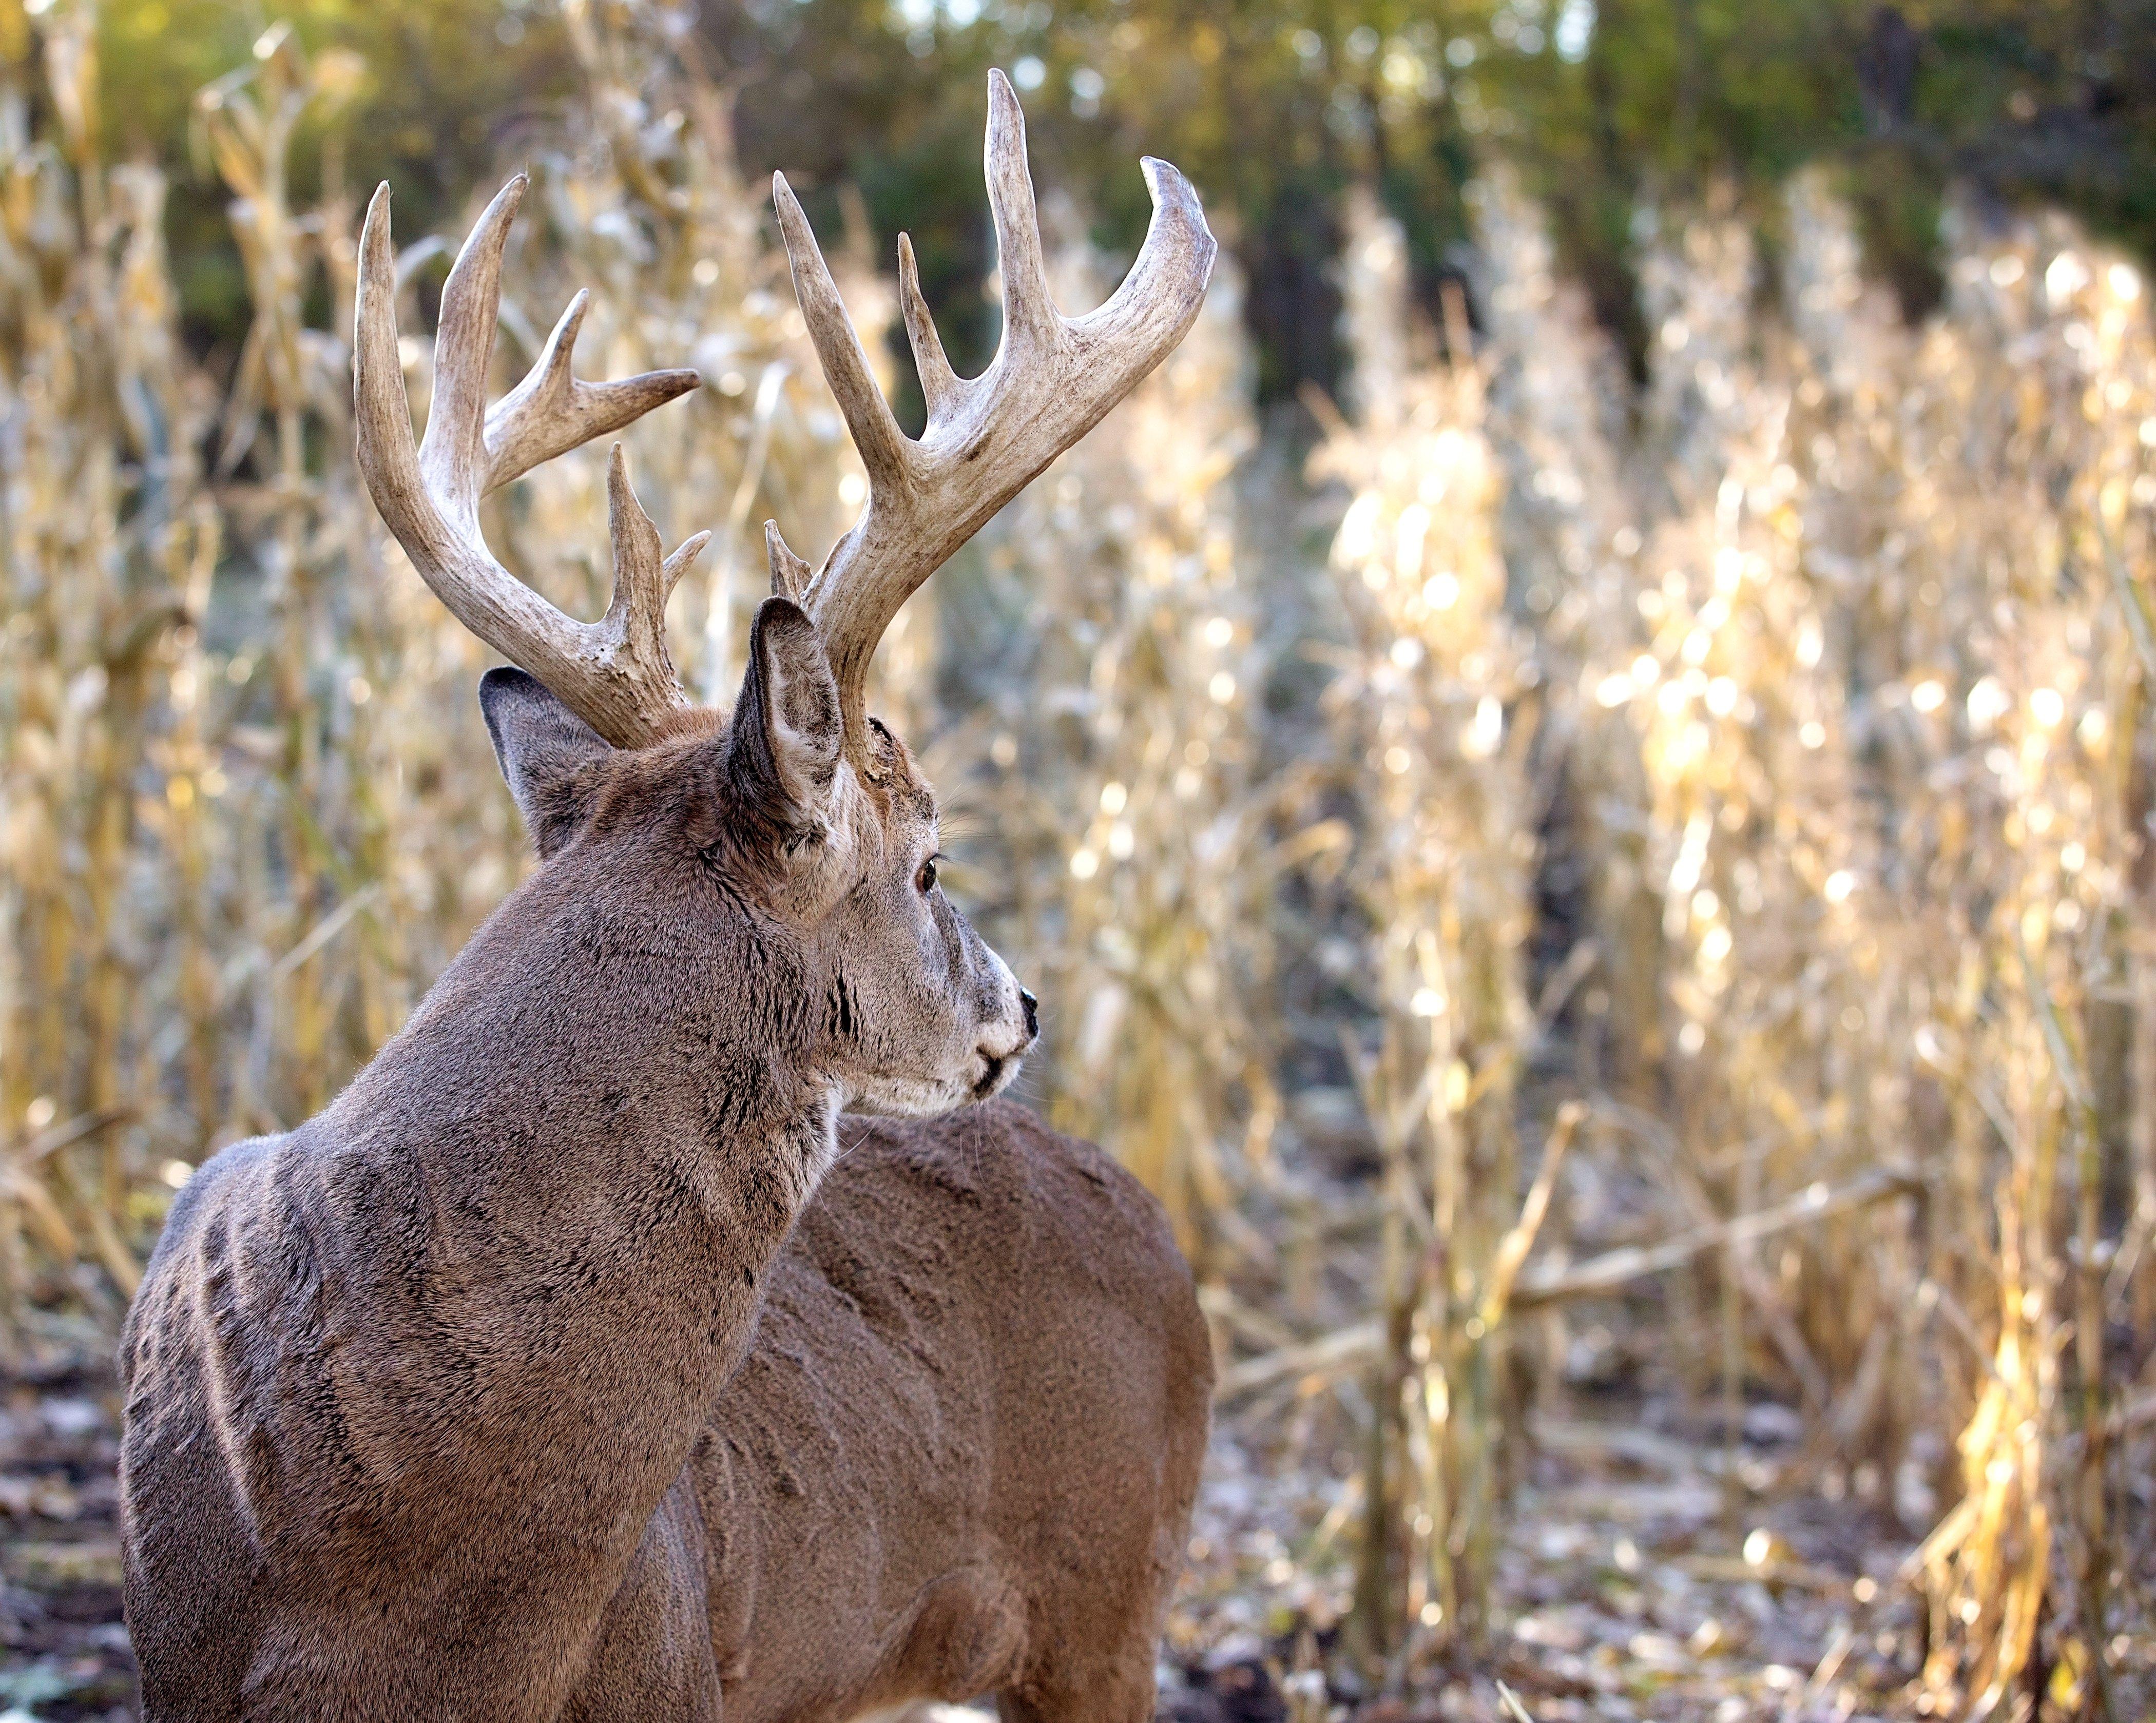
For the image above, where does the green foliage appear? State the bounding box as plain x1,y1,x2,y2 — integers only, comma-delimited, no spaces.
29,0,2156,398
713,0,2156,394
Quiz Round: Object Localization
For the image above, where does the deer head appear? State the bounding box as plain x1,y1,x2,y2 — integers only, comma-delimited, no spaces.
352,71,1215,1119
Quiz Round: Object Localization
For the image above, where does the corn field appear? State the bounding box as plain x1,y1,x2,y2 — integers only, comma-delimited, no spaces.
6,3,2156,1720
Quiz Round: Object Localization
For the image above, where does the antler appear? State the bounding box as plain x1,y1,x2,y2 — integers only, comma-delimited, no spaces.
770,69,1216,761
354,175,706,749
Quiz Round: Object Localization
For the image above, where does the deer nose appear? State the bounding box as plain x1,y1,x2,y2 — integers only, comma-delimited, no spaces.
1019,989,1039,1041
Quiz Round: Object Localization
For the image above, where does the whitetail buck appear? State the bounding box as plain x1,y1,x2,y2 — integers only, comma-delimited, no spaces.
118,73,1216,1721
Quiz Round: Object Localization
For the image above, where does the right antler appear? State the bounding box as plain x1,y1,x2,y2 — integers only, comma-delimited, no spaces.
354,176,705,749
770,69,1217,765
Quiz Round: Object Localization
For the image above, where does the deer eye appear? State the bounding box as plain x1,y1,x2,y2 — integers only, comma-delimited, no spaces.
915,854,940,894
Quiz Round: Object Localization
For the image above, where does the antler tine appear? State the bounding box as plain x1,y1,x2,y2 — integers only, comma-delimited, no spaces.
486,289,701,494
353,180,705,750
772,172,910,492
1065,154,1215,362
355,186,433,545
776,72,1217,762
664,530,714,602
980,68,1058,347
895,233,961,421
602,444,673,676
417,175,524,514
765,522,813,601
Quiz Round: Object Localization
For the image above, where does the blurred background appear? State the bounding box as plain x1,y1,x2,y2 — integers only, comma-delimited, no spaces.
5,0,2156,1718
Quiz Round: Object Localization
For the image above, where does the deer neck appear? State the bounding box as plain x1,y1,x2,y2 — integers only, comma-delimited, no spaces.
320,869,839,1381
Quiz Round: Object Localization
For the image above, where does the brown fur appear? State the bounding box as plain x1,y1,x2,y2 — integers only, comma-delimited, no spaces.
118,636,1210,1720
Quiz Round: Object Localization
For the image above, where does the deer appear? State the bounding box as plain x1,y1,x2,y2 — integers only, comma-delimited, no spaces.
116,72,1217,1723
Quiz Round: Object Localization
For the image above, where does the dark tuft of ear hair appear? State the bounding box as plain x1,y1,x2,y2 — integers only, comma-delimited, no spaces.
479,668,615,859
726,597,840,845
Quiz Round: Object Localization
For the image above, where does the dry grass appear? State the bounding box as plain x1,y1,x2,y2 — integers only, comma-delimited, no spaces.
4,4,2155,1718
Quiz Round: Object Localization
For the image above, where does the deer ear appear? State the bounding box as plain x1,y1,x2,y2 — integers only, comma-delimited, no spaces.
479,667,614,858
727,597,841,835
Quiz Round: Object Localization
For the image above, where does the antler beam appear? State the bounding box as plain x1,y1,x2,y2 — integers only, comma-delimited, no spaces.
354,176,703,749
770,69,1217,762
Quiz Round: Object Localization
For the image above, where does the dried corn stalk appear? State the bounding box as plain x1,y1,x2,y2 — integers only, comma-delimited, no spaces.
1314,192,1543,1664
965,211,1267,1264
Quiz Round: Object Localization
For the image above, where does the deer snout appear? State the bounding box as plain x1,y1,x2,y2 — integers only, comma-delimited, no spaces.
966,963,1036,1101
975,989,1034,1062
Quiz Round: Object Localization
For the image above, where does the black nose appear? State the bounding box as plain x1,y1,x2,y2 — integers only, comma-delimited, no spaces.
1019,989,1039,1040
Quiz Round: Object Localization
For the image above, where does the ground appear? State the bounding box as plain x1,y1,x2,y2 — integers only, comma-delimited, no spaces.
1,1331,1993,1723
1,1338,132,1721
1164,1400,1939,1722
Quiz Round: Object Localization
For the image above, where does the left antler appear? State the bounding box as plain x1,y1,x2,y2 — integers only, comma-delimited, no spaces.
769,68,1217,762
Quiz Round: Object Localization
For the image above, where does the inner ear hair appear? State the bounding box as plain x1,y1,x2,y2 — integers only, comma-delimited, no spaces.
726,597,842,841
479,667,614,859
